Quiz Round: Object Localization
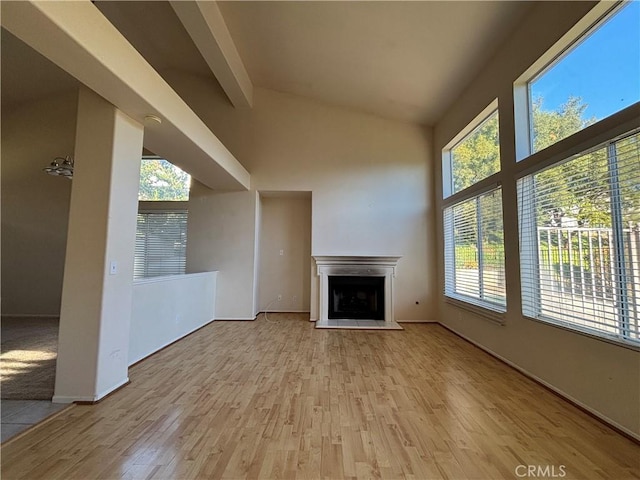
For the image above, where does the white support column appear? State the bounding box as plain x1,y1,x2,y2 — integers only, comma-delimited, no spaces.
53,88,143,403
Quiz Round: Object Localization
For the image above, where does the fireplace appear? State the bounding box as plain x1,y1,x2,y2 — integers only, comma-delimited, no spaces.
328,276,385,320
313,255,401,326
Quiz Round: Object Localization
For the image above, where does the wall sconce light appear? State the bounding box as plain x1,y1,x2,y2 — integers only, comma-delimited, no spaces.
43,155,74,179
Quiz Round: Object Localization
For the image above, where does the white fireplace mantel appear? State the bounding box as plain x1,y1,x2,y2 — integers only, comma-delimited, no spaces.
313,255,401,324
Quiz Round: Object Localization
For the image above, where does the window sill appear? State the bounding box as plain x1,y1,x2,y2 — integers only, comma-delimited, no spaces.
133,272,216,285
523,315,640,352
444,295,506,325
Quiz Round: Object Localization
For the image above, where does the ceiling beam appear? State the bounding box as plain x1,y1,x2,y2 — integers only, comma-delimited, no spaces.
1,0,250,191
170,1,253,109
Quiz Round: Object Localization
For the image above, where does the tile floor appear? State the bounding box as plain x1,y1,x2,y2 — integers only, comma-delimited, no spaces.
1,400,69,443
314,319,404,330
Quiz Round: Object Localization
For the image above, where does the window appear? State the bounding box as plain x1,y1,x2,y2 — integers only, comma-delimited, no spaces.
527,2,639,153
139,156,190,201
136,156,189,279
447,110,500,195
444,188,506,311
443,105,506,315
134,211,188,279
519,131,639,343
514,0,640,345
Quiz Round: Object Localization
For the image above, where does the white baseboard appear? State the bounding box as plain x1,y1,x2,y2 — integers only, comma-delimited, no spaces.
95,378,129,402
52,377,130,404
440,322,640,442
215,317,256,321
53,395,92,404
397,319,438,323
2,313,60,319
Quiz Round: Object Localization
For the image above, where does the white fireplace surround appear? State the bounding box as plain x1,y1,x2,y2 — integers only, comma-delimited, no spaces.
313,255,401,323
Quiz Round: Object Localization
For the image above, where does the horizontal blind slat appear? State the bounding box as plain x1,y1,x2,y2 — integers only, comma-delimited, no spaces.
518,131,640,342
135,211,188,279
444,187,506,311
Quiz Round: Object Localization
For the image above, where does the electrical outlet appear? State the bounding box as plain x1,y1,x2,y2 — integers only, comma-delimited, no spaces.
292,295,297,303
277,294,282,301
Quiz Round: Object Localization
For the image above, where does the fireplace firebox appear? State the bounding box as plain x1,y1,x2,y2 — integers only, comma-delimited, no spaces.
328,276,385,320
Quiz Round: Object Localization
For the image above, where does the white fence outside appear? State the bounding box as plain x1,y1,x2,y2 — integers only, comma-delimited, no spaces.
452,225,640,340
536,226,640,338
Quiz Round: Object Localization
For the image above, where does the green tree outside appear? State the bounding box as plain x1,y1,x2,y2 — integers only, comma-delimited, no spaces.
138,158,190,201
452,96,638,230
451,111,500,193
532,95,594,152
451,96,640,273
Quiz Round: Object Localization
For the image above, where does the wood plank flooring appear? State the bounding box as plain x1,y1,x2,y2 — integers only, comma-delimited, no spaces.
1,314,638,479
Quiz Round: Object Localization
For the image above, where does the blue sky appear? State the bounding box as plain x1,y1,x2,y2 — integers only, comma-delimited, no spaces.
531,1,639,121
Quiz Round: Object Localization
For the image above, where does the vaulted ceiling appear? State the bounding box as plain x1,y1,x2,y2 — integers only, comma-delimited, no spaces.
3,1,535,126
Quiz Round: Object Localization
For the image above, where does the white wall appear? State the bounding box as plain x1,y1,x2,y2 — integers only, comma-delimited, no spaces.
129,272,217,365
258,194,311,312
172,72,436,322
186,188,258,319
1,91,77,316
433,1,640,437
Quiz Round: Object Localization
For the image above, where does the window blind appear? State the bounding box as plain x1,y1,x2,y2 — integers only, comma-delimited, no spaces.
518,131,640,343
444,187,506,311
134,211,188,279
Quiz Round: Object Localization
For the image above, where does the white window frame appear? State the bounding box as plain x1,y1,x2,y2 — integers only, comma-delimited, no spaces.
517,128,640,346
514,1,633,161
442,100,506,322
442,100,500,199
444,187,506,320
513,0,640,347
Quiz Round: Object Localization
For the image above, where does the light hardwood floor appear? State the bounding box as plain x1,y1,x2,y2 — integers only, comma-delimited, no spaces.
1,314,638,479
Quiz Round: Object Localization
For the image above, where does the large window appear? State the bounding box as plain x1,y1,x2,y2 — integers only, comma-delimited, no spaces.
443,106,506,314
134,211,188,279
515,1,640,344
135,156,190,279
527,2,639,153
519,131,639,343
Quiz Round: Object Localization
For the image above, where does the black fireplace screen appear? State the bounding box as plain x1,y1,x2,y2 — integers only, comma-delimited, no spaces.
328,276,385,320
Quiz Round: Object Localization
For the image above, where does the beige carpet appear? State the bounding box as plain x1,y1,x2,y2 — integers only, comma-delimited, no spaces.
1,317,59,400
